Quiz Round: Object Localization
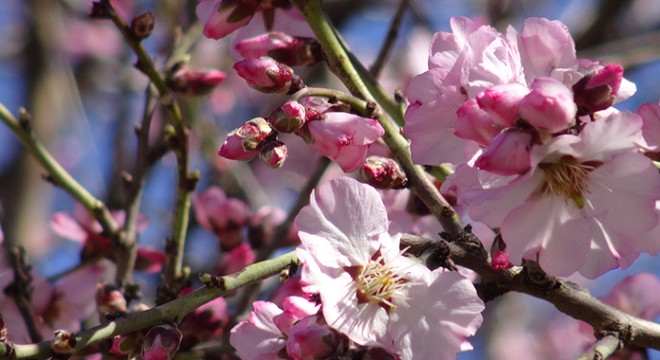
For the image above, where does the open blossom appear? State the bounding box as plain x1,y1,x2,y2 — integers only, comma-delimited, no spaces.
300,112,384,173
296,177,484,359
404,16,635,167
449,111,660,278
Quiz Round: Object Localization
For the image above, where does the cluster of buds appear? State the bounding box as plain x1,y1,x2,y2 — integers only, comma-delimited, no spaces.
219,117,288,168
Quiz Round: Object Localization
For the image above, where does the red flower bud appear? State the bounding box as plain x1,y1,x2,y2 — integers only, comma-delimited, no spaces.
219,117,273,160
259,140,288,168
267,101,306,133
233,57,303,94
361,156,407,189
142,323,182,360
167,69,225,96
234,32,322,66
573,64,623,115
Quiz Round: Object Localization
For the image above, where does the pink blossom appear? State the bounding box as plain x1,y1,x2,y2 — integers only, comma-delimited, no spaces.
234,32,320,67
296,177,484,359
303,112,384,172
601,273,660,321
229,301,287,359
178,288,228,350
51,205,162,273
167,68,225,96
286,316,343,360
192,186,251,250
455,111,660,278
0,264,104,343
215,242,255,275
638,101,660,148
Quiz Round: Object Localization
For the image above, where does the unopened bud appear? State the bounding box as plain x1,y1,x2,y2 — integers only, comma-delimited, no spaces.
167,69,225,96
573,64,623,115
130,12,155,40
267,101,306,133
219,118,273,160
52,330,76,353
90,0,114,19
361,156,407,189
142,322,182,360
475,129,533,175
259,141,288,168
233,57,303,94
235,32,322,66
490,235,512,270
96,283,127,322
519,77,577,133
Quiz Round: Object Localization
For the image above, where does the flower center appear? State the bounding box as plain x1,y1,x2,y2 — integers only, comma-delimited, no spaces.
353,251,410,311
539,156,601,208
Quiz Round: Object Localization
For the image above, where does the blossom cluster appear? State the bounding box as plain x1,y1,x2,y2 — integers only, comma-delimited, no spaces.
405,17,660,278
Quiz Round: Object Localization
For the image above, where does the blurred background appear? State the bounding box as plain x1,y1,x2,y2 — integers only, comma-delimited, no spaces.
1,0,660,358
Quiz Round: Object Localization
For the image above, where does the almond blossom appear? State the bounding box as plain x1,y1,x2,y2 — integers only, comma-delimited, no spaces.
295,177,484,359
447,111,660,278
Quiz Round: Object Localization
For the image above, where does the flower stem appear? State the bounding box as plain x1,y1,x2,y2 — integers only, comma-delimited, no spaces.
291,0,462,236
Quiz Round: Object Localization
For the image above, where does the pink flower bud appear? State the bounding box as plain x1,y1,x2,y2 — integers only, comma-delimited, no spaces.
454,99,501,147
476,83,530,127
233,57,303,94
142,323,182,360
218,117,273,160
475,130,533,175
361,156,407,189
135,247,167,273
193,186,251,250
267,101,306,133
216,242,255,275
573,63,623,114
167,69,225,96
52,330,76,353
196,0,259,40
286,316,344,360
96,283,127,321
179,295,228,350
234,32,321,66
490,235,512,270
519,77,577,133
259,140,288,168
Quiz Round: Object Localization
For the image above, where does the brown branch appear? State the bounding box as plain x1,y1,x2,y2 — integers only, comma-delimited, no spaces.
401,233,660,350
576,334,623,360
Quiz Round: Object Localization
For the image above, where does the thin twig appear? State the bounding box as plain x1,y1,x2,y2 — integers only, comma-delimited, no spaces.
369,0,409,78
4,251,299,359
576,334,623,360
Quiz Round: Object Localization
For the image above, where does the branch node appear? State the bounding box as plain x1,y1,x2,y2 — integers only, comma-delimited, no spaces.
198,272,226,289
17,108,31,132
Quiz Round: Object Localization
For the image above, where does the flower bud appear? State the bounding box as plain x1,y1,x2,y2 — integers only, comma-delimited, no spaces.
142,323,182,360
167,69,225,96
234,32,322,66
490,235,512,270
259,140,288,168
476,83,530,127
361,156,407,189
219,118,273,161
197,0,259,40
233,57,303,94
454,99,500,147
519,77,577,133
573,63,623,114
130,12,155,40
216,242,255,275
475,129,533,175
286,316,344,360
267,101,306,133
52,330,76,353
96,283,127,322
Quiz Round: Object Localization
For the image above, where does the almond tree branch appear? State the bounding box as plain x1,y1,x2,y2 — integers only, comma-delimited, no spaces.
576,334,623,360
291,0,463,237
401,233,660,351
0,104,120,237
369,0,409,78
104,2,195,287
3,251,299,359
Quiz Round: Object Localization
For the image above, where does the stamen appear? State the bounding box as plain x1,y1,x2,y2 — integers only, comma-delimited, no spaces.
355,252,411,311
539,156,601,207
